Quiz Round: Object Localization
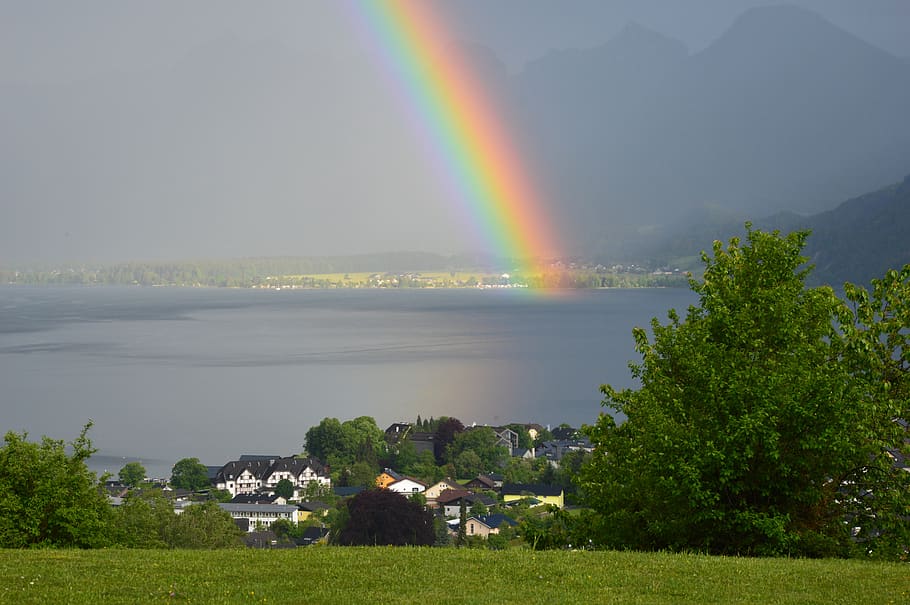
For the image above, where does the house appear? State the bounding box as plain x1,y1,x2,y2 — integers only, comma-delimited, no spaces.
384,422,412,444
230,493,286,505
535,438,593,465
243,530,279,548
551,426,580,441
218,503,300,532
465,475,495,491
297,501,330,522
375,468,402,489
213,456,330,498
261,457,330,499
387,477,426,495
465,473,503,491
492,427,519,453
296,526,329,546
424,478,462,506
465,514,518,538
437,489,496,518
408,432,436,456
512,447,535,460
501,484,564,509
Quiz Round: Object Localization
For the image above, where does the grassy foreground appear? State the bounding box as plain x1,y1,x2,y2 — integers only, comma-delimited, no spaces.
1,548,906,605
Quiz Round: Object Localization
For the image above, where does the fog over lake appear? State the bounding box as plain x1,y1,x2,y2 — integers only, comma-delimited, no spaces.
1,287,695,476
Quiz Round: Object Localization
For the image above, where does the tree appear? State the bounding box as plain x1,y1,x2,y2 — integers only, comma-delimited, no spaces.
110,489,173,548
839,264,910,557
434,417,465,464
0,422,111,548
118,461,146,488
456,498,467,546
581,228,905,557
446,426,509,475
304,416,387,469
275,478,295,500
164,501,243,549
170,457,210,491
304,417,346,463
336,489,434,546
269,518,294,543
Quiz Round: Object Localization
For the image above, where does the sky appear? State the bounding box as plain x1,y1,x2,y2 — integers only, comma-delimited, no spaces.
2,0,908,264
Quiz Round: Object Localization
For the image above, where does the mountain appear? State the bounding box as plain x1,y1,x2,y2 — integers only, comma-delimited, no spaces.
801,174,910,287
641,174,910,288
510,5,910,259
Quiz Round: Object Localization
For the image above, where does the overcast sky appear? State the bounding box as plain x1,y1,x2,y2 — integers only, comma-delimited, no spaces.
2,1,908,263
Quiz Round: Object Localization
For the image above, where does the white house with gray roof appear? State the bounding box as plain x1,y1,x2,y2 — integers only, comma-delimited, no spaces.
213,456,330,498
218,503,300,532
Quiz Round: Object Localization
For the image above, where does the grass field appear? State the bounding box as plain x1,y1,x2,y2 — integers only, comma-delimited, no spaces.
1,547,906,604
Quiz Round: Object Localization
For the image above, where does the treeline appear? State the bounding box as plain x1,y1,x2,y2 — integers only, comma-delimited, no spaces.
0,261,688,289
1,252,453,288
0,248,691,289
0,423,243,549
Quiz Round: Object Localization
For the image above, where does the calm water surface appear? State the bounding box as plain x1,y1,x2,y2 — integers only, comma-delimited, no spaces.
0,286,695,475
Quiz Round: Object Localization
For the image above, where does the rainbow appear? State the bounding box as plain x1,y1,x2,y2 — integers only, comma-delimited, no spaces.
347,0,561,278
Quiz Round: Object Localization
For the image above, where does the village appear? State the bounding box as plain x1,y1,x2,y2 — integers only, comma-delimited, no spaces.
105,420,594,548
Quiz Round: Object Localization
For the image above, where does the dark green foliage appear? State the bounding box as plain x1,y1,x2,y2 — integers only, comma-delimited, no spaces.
0,422,111,548
336,489,434,546
581,228,907,557
434,417,465,464
274,478,294,500
118,461,146,488
521,507,591,550
457,498,467,547
111,491,243,549
170,457,210,491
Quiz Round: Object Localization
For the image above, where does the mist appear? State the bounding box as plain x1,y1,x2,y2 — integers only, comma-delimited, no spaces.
2,0,909,264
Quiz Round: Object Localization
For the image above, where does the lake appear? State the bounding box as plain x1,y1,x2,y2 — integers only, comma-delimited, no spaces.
0,286,696,477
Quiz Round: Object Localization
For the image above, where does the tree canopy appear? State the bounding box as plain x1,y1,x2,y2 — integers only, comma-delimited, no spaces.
304,416,386,476
580,228,909,558
170,457,210,491
0,422,111,548
118,461,146,488
336,489,435,546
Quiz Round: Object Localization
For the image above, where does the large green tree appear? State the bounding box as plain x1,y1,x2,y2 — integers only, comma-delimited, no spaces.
0,422,111,548
110,489,173,548
580,228,907,557
304,416,386,471
163,501,243,549
170,457,210,491
839,265,910,556
118,461,146,488
445,427,508,477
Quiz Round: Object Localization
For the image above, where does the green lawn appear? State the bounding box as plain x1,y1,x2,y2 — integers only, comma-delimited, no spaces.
0,547,906,604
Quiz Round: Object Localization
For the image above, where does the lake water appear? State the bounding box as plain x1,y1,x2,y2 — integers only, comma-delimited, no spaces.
0,286,696,477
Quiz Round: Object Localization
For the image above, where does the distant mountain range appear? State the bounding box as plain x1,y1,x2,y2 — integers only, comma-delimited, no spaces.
501,4,910,260
645,173,910,288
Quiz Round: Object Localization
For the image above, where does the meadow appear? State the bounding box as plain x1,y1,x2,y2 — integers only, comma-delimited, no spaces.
1,547,906,604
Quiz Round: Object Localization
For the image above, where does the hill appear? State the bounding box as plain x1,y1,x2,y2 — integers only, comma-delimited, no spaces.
640,174,910,288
